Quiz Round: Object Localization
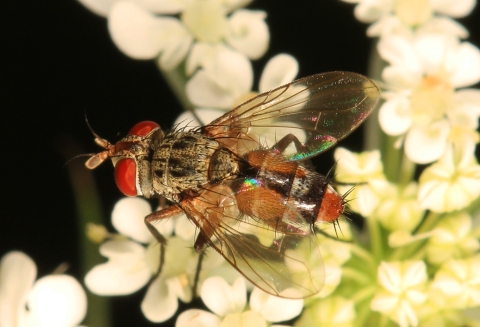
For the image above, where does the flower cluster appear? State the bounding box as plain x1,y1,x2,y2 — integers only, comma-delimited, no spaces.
32,0,479,326
331,1,480,326
0,251,87,327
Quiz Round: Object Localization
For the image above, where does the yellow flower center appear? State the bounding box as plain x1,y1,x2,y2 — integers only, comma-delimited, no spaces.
410,75,453,124
394,0,432,26
181,0,228,43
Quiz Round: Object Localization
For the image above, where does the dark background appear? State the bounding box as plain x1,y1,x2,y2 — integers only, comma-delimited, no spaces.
2,1,479,326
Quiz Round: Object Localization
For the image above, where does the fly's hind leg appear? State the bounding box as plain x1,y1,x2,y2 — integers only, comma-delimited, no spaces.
191,232,209,298
272,134,307,154
144,205,184,277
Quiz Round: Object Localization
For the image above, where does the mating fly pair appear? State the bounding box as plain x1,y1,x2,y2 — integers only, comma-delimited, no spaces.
86,71,380,299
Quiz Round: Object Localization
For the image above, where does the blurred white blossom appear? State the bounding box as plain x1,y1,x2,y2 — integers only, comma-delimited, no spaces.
377,33,480,163
426,211,480,265
418,142,480,213
176,276,303,327
371,261,428,327
295,296,356,327
376,182,424,232
84,197,216,323
334,147,389,216
341,0,475,38
0,252,87,327
77,0,269,70
432,256,480,308
186,52,299,110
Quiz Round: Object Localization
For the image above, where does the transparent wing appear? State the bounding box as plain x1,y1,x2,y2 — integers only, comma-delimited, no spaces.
204,71,380,160
181,183,324,299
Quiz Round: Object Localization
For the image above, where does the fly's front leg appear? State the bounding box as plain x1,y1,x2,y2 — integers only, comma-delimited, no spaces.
144,205,184,276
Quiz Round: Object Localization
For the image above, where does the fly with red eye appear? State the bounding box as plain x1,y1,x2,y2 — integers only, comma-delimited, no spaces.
85,71,380,299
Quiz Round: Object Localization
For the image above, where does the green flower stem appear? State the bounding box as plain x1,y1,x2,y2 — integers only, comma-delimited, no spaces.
350,244,377,269
390,211,440,260
157,60,193,111
382,136,403,183
342,267,372,285
349,284,377,305
398,153,416,187
58,136,111,327
367,216,384,263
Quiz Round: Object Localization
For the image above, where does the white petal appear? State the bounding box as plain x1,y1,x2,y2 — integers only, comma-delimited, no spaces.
449,42,480,88
174,108,225,130
176,309,221,327
85,240,151,295
112,197,153,243
378,96,412,136
382,66,421,89
25,275,87,327
157,30,193,71
417,16,469,39
354,0,390,23
378,36,423,73
432,0,476,17
174,214,196,241
186,43,215,75
201,276,246,316
143,0,186,14
223,0,253,12
141,277,178,322
186,47,253,108
404,121,449,164
249,287,303,322
259,54,298,93
414,34,455,75
77,0,116,16
226,10,269,60
108,2,164,59
0,252,36,327
187,70,239,108
203,45,253,90
108,2,192,66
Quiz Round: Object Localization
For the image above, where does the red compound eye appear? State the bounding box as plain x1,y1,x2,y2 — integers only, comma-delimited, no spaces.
114,158,137,196
129,121,159,136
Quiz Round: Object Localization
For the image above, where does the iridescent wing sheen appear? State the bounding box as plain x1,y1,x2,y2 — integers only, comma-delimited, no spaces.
181,182,325,299
204,71,380,160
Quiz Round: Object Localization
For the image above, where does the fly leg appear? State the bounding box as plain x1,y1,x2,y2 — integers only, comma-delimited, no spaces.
144,205,184,277
271,134,308,154
191,232,209,298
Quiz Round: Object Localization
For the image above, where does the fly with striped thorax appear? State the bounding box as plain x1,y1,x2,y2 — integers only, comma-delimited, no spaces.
85,71,379,299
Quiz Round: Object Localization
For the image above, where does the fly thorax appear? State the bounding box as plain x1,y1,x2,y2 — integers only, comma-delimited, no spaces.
208,148,240,183
151,132,220,198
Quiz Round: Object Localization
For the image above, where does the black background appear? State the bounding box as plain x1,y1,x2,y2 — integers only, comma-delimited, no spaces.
2,1,480,326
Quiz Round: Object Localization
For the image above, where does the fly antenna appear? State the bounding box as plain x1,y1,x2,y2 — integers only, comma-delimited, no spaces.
83,113,114,169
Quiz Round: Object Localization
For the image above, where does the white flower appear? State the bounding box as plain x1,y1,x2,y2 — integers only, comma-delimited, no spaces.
370,261,428,327
334,147,389,216
0,251,87,327
418,142,480,213
376,182,425,232
295,296,356,327
312,224,352,298
79,0,269,70
85,197,204,323
378,33,480,163
341,0,475,38
432,257,480,308
186,52,299,110
426,211,480,264
176,276,303,327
